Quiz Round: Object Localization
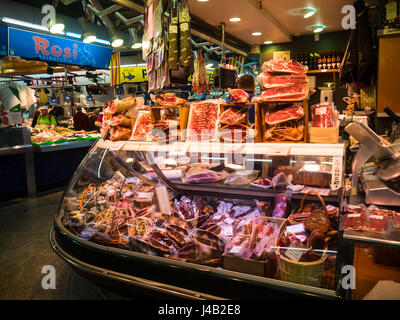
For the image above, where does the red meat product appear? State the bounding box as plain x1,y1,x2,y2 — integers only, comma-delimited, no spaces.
272,194,287,218
228,89,249,103
187,100,220,141
150,93,188,106
342,212,366,231
367,215,389,234
219,124,255,142
312,103,335,128
219,108,246,125
252,84,310,102
260,72,308,89
393,213,400,229
262,59,308,74
110,126,132,141
184,168,228,184
265,104,304,125
131,111,153,141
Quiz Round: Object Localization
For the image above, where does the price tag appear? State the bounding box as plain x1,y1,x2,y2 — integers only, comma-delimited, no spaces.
315,107,327,115
212,214,222,220
286,224,305,234
229,245,242,254
369,215,384,220
331,156,343,191
284,245,303,262
169,25,178,34
102,140,126,151
269,146,290,156
136,192,153,200
224,217,235,225
347,213,361,218
221,225,233,237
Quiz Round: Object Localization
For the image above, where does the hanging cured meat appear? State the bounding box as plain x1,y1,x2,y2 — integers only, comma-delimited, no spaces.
187,100,221,141
265,104,304,125
228,89,249,103
110,126,132,141
192,51,209,95
219,108,247,125
110,114,133,128
178,0,193,71
168,0,179,70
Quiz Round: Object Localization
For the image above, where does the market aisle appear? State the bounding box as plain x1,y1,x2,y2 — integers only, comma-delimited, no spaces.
0,191,129,300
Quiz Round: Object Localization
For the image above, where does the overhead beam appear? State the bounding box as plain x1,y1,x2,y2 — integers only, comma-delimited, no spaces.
115,12,144,26
112,0,249,56
87,4,123,18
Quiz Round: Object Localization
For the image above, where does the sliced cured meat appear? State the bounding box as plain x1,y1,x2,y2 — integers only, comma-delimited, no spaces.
187,100,220,141
260,72,308,89
228,89,249,103
219,108,246,125
262,59,308,74
252,84,310,102
264,123,304,142
150,93,188,106
108,97,137,114
110,126,132,141
131,111,153,141
265,104,304,125
219,124,255,142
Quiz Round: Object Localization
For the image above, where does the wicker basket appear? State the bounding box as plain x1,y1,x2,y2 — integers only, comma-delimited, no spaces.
277,190,328,286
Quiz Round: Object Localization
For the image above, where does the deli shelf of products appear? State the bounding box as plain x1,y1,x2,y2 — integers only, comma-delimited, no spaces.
343,229,400,248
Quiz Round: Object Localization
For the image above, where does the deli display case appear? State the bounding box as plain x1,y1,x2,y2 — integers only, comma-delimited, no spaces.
51,139,348,299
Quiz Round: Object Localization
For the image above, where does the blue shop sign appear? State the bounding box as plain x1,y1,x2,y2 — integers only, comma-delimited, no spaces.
7,27,112,69
0,25,7,56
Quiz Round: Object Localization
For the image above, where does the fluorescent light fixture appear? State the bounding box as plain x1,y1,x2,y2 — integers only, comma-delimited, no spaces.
136,63,146,66
49,18,65,34
229,17,241,22
95,38,111,45
197,0,209,2
2,17,48,31
112,37,123,48
129,27,142,49
132,43,142,49
302,7,317,18
312,24,325,33
82,31,96,43
264,40,273,44
120,64,137,68
252,32,262,36
66,32,81,38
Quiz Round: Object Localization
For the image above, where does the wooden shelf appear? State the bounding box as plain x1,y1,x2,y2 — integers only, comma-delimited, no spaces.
307,69,339,74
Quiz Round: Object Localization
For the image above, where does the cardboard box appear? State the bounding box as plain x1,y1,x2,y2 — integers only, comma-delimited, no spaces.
308,124,339,143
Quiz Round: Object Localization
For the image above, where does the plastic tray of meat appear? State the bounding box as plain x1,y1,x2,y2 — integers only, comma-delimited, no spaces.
187,99,222,142
259,72,308,89
262,59,308,74
341,205,367,231
130,110,153,141
252,84,310,102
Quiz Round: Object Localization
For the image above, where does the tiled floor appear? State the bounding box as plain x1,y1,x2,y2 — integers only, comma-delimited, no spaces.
0,191,128,300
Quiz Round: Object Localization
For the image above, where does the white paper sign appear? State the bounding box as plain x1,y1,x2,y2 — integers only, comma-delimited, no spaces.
284,245,303,262
229,245,242,254
286,224,306,234
136,192,153,200
221,225,233,237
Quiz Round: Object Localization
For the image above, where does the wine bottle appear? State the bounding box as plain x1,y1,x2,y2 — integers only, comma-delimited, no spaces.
327,50,332,69
309,52,314,70
322,51,327,69
336,50,341,69
314,52,319,70
318,52,322,70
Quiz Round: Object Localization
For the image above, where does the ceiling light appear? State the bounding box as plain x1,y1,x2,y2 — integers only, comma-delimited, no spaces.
197,0,210,2
229,17,241,22
312,24,325,33
302,7,317,18
82,32,96,43
252,32,262,36
206,63,214,69
129,28,142,50
48,18,65,34
264,40,273,44
111,35,124,48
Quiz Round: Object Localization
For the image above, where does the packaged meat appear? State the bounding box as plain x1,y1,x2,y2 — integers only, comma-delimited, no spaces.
130,110,153,141
265,104,304,125
392,212,400,229
272,172,288,190
182,168,228,184
262,59,308,74
110,126,132,141
272,194,287,218
250,177,273,189
228,89,249,103
342,211,367,231
219,108,247,125
264,123,304,142
259,72,308,89
311,103,336,128
224,170,259,185
367,215,389,234
187,99,221,142
107,97,137,114
252,84,310,102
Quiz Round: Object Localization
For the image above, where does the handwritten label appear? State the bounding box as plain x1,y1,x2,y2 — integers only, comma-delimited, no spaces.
286,224,305,234
315,107,327,115
224,217,235,225
284,245,303,262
